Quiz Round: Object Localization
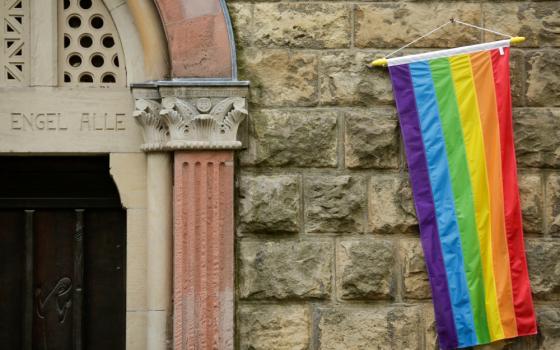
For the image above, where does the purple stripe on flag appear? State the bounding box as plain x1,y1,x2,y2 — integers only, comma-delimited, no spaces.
389,64,458,350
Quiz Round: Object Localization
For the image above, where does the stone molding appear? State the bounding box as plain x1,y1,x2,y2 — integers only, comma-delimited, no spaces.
132,83,249,151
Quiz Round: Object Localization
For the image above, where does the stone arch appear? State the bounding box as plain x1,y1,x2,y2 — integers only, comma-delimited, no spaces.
104,0,170,82
153,0,237,79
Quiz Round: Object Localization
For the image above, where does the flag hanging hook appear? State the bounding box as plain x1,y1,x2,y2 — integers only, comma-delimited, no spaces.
369,19,525,67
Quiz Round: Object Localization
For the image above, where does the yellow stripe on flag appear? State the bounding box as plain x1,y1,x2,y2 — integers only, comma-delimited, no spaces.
470,51,518,339
449,54,505,341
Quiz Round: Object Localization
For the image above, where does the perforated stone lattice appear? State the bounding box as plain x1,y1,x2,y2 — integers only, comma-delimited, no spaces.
1,0,28,86
60,0,125,86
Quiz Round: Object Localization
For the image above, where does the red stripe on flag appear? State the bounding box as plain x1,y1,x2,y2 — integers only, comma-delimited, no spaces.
490,47,537,336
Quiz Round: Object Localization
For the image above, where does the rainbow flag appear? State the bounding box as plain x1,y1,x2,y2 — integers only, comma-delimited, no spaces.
388,40,537,349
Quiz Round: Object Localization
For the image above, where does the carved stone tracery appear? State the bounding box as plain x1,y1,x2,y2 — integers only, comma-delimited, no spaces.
134,94,247,151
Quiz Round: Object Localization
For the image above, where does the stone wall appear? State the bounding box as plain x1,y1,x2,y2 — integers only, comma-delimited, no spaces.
228,1,560,349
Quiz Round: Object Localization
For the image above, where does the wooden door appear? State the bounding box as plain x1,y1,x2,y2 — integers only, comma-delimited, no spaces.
0,157,126,350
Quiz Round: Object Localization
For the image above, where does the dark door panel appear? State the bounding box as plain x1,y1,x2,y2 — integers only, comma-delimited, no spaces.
0,157,126,350
0,210,24,349
84,209,125,350
33,210,76,350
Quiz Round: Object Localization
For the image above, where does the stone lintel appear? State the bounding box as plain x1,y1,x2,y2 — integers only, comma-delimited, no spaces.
132,82,249,152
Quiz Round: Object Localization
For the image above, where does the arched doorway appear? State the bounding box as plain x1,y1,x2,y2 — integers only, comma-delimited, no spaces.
0,156,126,349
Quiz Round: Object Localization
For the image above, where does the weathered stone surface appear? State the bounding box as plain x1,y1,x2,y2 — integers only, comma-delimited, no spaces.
305,176,365,233
355,3,481,48
506,307,560,349
344,109,399,170
526,51,560,107
510,49,525,108
317,306,421,350
227,3,252,48
238,175,300,234
238,305,310,350
526,239,560,300
368,175,417,234
535,306,560,350
518,173,543,234
238,50,318,107
546,173,560,236
483,3,560,48
253,3,351,49
422,305,438,350
319,51,393,106
400,239,430,300
514,108,560,168
242,109,337,167
337,239,394,300
238,240,332,299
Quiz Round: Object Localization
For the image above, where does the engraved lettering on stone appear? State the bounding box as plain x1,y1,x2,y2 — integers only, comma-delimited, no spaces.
10,112,68,131
80,113,127,131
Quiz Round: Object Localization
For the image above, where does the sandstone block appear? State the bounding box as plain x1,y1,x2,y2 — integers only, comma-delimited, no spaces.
238,175,300,234
344,109,399,170
368,175,417,234
518,173,543,234
514,108,560,168
526,239,560,300
238,240,332,299
483,3,560,48
227,3,252,48
506,307,560,349
238,50,318,107
355,3,481,48
319,51,393,106
526,51,560,107
317,306,421,350
337,239,394,300
400,239,430,300
304,176,365,233
510,49,525,107
242,109,337,167
422,305,438,350
238,304,310,350
253,3,350,49
536,306,560,350
546,173,560,236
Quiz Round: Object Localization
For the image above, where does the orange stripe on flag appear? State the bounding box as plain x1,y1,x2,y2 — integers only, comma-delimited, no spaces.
470,51,518,339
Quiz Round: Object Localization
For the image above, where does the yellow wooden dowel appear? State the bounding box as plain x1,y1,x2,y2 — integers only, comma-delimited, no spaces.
510,36,525,45
369,58,388,67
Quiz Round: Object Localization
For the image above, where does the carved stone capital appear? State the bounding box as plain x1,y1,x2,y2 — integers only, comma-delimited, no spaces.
132,83,249,151
133,98,166,151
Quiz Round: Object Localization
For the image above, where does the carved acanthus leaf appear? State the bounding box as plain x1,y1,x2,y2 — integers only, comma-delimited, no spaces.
133,99,167,150
159,97,247,149
160,108,189,143
134,95,248,151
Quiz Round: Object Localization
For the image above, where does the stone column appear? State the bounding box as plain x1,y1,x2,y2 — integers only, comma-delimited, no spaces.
133,86,173,349
173,150,235,350
133,82,248,350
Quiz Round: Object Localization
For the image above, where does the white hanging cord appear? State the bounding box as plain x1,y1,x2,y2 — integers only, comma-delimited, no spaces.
383,18,515,60
385,21,452,59
453,19,512,39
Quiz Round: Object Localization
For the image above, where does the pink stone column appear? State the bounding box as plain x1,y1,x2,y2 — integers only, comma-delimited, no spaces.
173,150,235,350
